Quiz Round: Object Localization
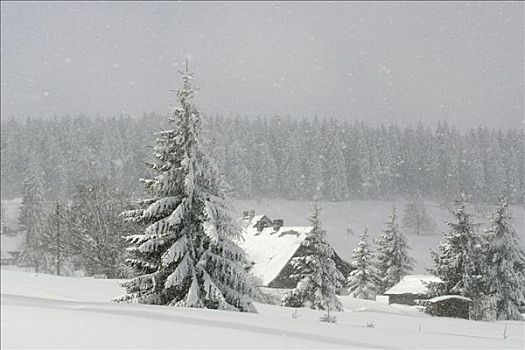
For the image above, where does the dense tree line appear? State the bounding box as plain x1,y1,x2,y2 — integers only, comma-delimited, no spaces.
204,116,524,204
1,114,523,204
1,114,159,202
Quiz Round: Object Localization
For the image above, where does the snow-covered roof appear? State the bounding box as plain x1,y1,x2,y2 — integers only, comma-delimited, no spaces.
428,295,472,303
385,275,443,295
237,216,311,286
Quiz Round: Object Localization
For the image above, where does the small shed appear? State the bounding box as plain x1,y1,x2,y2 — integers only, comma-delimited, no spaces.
425,295,472,319
384,275,443,305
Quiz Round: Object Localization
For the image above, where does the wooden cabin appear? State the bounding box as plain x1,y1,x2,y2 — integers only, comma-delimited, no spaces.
425,295,472,319
384,275,443,305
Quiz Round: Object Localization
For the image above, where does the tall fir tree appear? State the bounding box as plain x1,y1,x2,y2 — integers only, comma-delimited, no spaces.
402,194,436,235
377,125,394,198
281,202,344,311
18,166,50,273
251,142,277,199
225,141,252,198
304,118,324,200
117,65,256,311
280,135,304,200
428,192,485,301
346,228,380,300
375,206,414,294
483,197,525,320
483,134,507,201
322,121,348,201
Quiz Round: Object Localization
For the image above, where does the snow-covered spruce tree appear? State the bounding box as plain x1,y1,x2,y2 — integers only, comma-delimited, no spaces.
18,166,51,273
346,228,380,300
282,202,344,311
375,206,414,294
428,192,486,304
483,197,525,320
116,65,256,311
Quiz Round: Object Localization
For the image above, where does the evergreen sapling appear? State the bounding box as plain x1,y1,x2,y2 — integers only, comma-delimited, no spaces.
375,206,414,294
282,202,344,312
18,167,51,273
483,197,525,320
347,228,380,300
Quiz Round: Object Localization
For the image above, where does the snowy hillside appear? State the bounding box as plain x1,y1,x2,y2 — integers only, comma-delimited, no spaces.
233,199,525,273
1,267,523,349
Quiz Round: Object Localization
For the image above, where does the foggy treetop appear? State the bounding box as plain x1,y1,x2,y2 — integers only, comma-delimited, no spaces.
1,1,523,129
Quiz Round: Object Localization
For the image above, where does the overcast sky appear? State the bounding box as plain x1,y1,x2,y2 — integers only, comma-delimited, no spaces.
1,1,523,129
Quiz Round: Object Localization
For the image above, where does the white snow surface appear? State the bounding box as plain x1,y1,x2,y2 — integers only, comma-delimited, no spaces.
428,295,473,303
2,267,524,349
385,275,443,295
238,215,311,286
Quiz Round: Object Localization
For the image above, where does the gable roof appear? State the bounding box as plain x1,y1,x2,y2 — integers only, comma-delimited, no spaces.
238,215,312,286
385,275,443,295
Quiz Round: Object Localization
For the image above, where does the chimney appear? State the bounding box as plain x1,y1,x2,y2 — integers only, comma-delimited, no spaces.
243,210,249,218
273,219,284,231
248,209,255,219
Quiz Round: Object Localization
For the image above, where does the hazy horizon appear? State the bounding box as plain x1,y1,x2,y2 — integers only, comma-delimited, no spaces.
1,1,523,130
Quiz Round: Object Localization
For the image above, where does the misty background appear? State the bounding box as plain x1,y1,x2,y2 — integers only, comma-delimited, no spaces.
1,1,523,129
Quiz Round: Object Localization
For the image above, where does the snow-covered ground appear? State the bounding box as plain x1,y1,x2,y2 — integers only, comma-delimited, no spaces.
233,199,525,273
2,267,523,349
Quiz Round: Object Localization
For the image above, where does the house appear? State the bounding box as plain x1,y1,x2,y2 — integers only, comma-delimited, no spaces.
238,210,352,288
424,295,472,319
384,275,443,305
0,251,17,265
0,232,24,265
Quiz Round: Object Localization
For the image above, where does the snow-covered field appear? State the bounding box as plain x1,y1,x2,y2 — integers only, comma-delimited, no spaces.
2,267,523,349
233,199,525,273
